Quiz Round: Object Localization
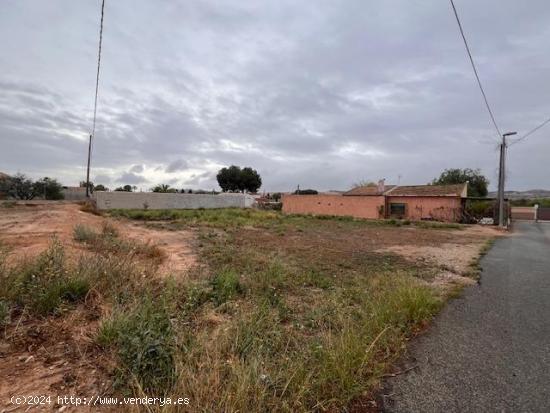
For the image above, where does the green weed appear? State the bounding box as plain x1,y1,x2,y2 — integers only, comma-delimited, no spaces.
0,239,90,316
98,298,175,395
211,269,244,306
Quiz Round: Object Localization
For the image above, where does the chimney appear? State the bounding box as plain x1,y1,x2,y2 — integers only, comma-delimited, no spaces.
377,179,385,194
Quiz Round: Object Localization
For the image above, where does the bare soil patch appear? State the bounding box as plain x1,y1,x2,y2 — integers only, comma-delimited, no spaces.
376,225,500,275
0,203,197,411
0,203,197,276
0,304,113,412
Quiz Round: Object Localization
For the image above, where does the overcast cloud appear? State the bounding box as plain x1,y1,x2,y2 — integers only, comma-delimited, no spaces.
1,0,549,191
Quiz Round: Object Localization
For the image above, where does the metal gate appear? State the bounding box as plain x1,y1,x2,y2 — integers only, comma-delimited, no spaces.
538,207,550,221
510,207,536,220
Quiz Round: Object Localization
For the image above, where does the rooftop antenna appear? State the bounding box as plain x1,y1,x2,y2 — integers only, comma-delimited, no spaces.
86,0,106,197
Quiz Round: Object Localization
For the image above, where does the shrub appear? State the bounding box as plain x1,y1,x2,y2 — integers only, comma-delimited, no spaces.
211,269,243,306
79,201,102,216
73,224,164,262
0,201,17,208
73,224,98,242
98,299,175,395
0,239,90,316
302,269,332,289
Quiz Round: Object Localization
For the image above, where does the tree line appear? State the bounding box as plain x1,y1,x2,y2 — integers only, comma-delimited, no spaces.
0,173,64,200
92,165,263,194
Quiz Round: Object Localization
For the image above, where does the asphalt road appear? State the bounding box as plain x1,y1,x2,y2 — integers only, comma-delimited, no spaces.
384,222,550,413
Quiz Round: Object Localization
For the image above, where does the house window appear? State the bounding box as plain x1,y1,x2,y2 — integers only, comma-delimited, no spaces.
390,203,406,218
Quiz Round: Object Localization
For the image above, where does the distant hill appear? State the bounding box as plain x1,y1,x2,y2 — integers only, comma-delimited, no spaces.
487,189,550,199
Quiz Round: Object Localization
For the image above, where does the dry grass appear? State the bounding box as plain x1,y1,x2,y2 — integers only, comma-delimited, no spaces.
73,222,166,263
79,200,102,216
0,208,493,412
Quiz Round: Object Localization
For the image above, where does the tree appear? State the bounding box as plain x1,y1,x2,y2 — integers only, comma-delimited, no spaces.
152,184,177,193
114,185,133,192
34,177,64,200
217,165,242,192
79,180,94,193
4,173,36,200
294,189,318,195
352,180,377,188
216,165,262,193
0,174,64,200
431,168,488,198
0,174,13,198
94,184,108,191
240,167,262,193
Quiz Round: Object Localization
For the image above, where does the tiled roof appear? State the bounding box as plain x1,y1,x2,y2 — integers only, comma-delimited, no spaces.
343,183,467,197
387,183,467,197
343,185,395,196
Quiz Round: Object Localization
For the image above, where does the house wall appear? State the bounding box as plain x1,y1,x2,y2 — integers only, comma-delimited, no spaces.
282,194,384,219
386,196,463,222
94,191,255,210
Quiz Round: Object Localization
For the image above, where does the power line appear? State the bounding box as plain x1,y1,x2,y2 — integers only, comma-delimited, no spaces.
86,0,105,197
509,116,550,147
449,0,502,139
91,0,105,148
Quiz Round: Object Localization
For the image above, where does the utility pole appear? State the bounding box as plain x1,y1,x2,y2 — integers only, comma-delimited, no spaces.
85,134,92,198
497,132,517,227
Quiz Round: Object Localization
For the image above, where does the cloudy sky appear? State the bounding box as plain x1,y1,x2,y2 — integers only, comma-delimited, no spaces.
1,0,549,192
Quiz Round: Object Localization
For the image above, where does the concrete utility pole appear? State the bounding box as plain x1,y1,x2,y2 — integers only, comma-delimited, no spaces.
498,131,517,227
85,134,92,198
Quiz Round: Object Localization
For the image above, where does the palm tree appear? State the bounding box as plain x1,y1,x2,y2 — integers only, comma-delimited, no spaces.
152,184,174,193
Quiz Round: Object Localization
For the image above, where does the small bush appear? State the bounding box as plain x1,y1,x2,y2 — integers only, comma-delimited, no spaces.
302,269,332,289
211,269,243,306
98,299,175,395
0,239,90,316
73,224,97,242
79,201,102,215
182,284,211,314
59,277,90,302
101,221,119,238
0,201,17,208
73,224,165,262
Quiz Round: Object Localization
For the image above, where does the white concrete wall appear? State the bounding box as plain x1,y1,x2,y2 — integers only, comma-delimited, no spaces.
62,188,87,201
94,191,255,210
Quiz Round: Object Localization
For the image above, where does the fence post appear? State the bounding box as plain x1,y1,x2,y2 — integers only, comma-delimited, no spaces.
534,204,539,222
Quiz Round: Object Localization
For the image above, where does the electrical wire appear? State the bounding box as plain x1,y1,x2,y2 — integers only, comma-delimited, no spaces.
508,116,550,147
449,0,502,139
90,0,105,163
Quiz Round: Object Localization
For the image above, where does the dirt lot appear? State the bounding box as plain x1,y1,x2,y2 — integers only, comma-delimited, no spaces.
0,203,197,412
0,203,196,275
0,203,500,412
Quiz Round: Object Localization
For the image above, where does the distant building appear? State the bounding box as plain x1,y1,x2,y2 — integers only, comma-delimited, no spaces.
282,181,468,223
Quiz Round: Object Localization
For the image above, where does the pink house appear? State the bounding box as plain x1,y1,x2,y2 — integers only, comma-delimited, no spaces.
282,183,468,223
